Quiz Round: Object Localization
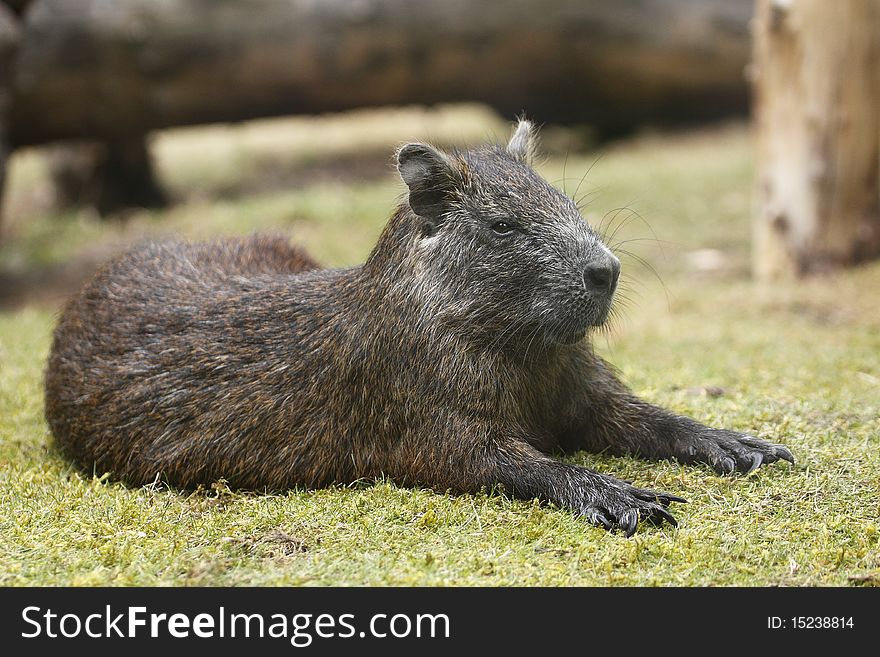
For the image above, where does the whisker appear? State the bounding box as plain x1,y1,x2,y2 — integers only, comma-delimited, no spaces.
572,154,605,207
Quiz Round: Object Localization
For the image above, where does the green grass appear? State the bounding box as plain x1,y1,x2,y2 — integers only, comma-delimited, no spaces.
1,108,878,586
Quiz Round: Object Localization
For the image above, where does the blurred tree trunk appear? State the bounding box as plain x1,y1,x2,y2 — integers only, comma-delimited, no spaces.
752,0,880,278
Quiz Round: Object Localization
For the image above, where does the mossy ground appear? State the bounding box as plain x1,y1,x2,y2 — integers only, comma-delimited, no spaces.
1,106,877,586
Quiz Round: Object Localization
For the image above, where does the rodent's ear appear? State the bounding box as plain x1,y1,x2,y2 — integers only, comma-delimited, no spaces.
507,119,535,161
397,142,458,224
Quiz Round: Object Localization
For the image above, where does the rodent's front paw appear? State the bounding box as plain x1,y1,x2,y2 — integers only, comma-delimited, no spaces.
680,429,795,475
578,478,686,538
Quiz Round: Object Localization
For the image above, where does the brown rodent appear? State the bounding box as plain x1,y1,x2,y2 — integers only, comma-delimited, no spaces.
44,120,793,536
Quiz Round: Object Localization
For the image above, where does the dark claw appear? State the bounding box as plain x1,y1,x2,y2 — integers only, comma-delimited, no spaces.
745,452,763,475
738,435,796,467
655,492,688,505
631,488,687,506
593,510,612,530
619,509,639,538
717,457,735,474
647,506,678,528
775,445,796,464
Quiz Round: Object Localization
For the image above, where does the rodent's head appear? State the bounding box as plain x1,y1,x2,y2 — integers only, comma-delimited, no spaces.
392,119,620,349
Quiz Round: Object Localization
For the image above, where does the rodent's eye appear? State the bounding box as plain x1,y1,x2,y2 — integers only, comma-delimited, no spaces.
491,221,515,236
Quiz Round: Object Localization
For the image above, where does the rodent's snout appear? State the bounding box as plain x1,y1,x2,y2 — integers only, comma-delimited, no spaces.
583,252,621,295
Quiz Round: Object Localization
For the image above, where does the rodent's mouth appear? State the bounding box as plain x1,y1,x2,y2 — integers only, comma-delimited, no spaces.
588,303,613,328
557,328,588,345
554,298,612,344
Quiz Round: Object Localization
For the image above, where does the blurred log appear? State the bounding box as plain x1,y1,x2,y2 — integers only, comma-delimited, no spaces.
752,0,880,278
9,0,752,147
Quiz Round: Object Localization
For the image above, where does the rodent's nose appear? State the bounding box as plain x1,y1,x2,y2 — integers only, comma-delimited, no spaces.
584,254,620,293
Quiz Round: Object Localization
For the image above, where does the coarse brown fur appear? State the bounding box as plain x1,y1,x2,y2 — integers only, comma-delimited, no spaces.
44,121,793,536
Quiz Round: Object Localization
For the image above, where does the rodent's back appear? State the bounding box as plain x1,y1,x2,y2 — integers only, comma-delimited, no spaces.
123,233,319,283
44,234,346,488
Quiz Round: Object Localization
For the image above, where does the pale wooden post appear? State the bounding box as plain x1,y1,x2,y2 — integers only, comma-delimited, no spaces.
752,0,880,278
